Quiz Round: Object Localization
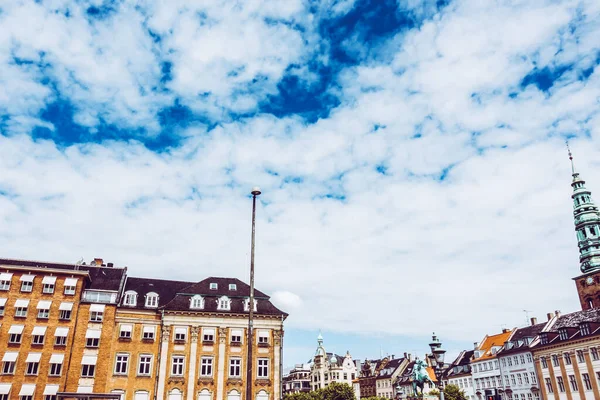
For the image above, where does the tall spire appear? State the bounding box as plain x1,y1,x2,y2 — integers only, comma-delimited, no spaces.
568,146,600,273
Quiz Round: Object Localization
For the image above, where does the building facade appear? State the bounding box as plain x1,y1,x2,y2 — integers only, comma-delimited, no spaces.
310,334,357,391
471,330,513,398
375,357,408,399
282,364,311,395
443,350,474,400
394,357,437,400
0,257,287,400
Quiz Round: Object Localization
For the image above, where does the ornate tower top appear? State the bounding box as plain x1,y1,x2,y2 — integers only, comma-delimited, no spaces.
315,332,326,357
568,144,600,273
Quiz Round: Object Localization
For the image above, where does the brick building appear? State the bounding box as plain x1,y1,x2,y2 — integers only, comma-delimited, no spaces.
0,257,287,400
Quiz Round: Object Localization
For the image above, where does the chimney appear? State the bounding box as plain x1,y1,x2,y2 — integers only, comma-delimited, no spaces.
555,310,561,317
92,258,103,266
531,317,537,326
502,328,510,333
391,354,395,359
547,313,553,321
403,352,407,359
407,353,412,361
107,262,114,268
474,342,479,350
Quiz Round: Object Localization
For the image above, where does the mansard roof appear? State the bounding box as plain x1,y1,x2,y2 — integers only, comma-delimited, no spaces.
497,322,546,356
0,257,125,291
533,309,600,349
122,277,190,309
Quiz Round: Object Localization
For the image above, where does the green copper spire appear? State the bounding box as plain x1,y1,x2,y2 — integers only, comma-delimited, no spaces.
568,144,600,273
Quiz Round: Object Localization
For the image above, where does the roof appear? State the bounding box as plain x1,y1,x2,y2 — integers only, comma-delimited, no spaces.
377,358,406,378
326,353,345,366
533,309,600,349
472,330,513,362
0,257,125,291
497,323,546,356
122,277,190,310
552,309,600,329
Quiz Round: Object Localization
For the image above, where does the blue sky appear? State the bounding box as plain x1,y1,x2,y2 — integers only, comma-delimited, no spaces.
1,0,600,368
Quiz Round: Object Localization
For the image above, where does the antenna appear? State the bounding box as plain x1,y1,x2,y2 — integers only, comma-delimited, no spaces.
523,309,532,325
566,140,575,174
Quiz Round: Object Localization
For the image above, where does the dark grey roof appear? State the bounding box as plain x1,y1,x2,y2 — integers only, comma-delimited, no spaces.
532,309,600,349
553,309,600,329
377,358,406,378
122,277,190,309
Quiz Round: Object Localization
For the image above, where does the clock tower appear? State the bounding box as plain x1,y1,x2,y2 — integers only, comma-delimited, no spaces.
568,147,600,309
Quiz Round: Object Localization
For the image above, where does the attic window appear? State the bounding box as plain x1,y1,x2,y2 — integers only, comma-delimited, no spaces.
540,333,548,345
581,323,591,336
210,283,218,290
558,328,569,341
123,291,137,306
145,292,159,308
217,296,231,311
229,284,237,291
190,295,204,310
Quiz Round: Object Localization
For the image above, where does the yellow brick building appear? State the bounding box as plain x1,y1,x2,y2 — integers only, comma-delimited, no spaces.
0,258,287,400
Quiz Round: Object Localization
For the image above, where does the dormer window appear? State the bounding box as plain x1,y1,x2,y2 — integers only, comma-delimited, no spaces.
559,328,569,340
581,323,591,336
190,295,204,310
210,283,218,290
229,284,237,291
540,333,548,345
123,291,137,306
244,298,257,312
145,292,159,308
217,296,231,311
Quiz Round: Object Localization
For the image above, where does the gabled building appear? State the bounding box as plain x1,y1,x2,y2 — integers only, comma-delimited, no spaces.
310,334,357,391
358,358,385,398
375,356,408,399
497,317,550,400
443,350,474,400
470,329,513,398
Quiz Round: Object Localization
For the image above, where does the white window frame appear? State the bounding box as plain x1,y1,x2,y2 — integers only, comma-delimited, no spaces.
119,324,133,339
20,281,33,293
200,357,213,377
89,311,103,322
171,356,185,376
203,328,215,342
210,282,218,290
114,353,129,375
138,355,152,376
123,291,137,306
217,296,231,311
174,327,187,342
257,358,269,378
190,295,204,309
142,325,156,340
229,284,237,291
229,358,241,377
145,292,159,308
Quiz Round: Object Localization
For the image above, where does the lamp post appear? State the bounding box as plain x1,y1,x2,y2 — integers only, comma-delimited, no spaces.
246,187,261,400
427,333,446,400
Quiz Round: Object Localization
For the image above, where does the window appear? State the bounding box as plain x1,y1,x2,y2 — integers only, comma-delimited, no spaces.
511,375,516,385
20,274,34,292
227,390,241,400
86,329,101,347
174,327,187,342
552,355,559,367
0,273,12,290
90,311,103,322
2,352,17,374
49,354,64,376
44,384,59,400
229,284,237,290
559,329,569,340
501,358,506,367
190,295,204,309
524,373,530,384
519,355,525,364
119,324,133,339
210,282,218,290
26,353,41,375
115,354,129,375
569,375,578,391
592,348,599,361
526,353,533,363
577,350,585,363
258,331,269,345
81,355,97,377
583,373,592,391
145,292,158,308
59,302,73,320
201,357,213,376
513,356,518,366
0,298,5,316
257,358,269,378
64,277,77,295
564,353,572,365
231,329,242,344
541,357,548,368
54,327,68,346
171,356,185,376
507,357,513,366
229,358,241,377
581,323,591,336
135,392,150,400
142,325,155,340
14,299,29,317
8,325,23,343
32,326,46,344
517,374,522,385
244,298,258,312
19,384,35,400
557,377,565,392
530,372,536,384
138,355,152,376
203,328,215,342
540,333,548,345
217,296,231,310
123,291,137,306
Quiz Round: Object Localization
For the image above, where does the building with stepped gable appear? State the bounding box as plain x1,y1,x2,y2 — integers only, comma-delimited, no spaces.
0,257,287,400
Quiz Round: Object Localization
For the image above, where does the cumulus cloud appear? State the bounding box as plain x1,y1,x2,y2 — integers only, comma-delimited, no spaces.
1,0,600,355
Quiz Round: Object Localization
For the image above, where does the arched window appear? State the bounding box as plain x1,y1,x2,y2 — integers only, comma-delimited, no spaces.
217,296,231,311
198,389,212,400
190,295,205,310
169,388,183,400
244,298,257,312
256,390,269,400
227,390,241,400
123,291,137,306
145,292,159,308
134,391,150,400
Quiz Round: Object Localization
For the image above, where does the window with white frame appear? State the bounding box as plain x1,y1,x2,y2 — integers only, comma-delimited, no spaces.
200,357,213,377
228,390,241,400
229,283,237,291
203,328,215,342
0,298,5,316
257,358,269,378
14,299,29,317
559,329,569,340
20,275,34,292
59,302,73,320
145,292,159,308
85,329,101,347
123,291,137,306
37,300,51,319
174,327,187,342
81,355,97,377
89,304,105,322
190,295,204,309
42,276,56,294
19,384,35,400
169,389,183,400
54,327,68,346
8,325,23,343
44,384,59,400
229,358,241,377
138,355,152,375
119,324,133,339
2,352,17,374
0,273,12,290
244,298,257,312
171,356,185,376
592,347,599,361
530,372,536,384
49,354,64,376
258,330,269,345
231,329,242,344
135,391,150,400
26,353,41,375
199,389,212,400
115,353,129,375
142,325,155,340
32,326,46,345
256,390,268,400
217,296,231,311
64,278,77,295
210,282,218,290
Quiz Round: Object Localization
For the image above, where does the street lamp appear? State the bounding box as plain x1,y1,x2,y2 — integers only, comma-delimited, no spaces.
428,333,446,400
246,187,261,400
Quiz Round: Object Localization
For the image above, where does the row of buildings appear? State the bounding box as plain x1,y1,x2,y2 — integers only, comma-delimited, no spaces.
283,151,600,400
0,257,287,400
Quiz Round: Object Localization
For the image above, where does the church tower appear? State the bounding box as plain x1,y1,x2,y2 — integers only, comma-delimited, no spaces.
569,147,600,309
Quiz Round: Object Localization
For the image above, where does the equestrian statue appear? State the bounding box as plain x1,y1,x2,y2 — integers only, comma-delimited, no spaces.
411,358,435,398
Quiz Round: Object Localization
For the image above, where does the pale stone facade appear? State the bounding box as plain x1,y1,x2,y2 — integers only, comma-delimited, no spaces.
310,334,357,391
